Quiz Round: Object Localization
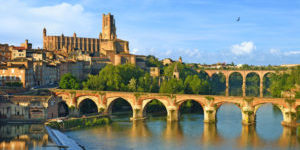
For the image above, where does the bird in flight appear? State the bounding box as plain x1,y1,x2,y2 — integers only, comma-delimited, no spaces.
236,17,240,22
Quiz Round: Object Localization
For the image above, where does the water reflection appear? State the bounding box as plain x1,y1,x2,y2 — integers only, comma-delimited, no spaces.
237,125,266,148
0,124,52,150
63,104,300,150
201,123,223,147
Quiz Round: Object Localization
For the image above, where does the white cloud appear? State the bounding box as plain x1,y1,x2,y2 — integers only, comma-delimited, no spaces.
284,51,300,56
231,41,256,55
269,48,281,55
0,0,96,47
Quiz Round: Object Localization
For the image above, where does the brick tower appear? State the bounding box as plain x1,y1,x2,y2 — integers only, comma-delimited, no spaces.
101,13,117,40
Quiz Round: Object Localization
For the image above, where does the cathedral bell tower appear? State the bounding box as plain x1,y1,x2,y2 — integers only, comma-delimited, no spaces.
101,13,117,40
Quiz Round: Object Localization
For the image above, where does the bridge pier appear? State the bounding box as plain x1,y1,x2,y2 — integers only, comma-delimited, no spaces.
130,105,145,121
242,76,246,97
167,106,179,121
225,76,229,96
281,108,297,127
203,106,216,123
241,106,255,125
259,79,263,98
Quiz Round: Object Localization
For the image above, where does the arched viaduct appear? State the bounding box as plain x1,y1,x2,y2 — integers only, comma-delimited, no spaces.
51,89,300,127
199,69,277,97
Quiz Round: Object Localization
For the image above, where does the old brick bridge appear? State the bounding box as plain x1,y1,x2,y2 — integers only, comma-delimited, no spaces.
50,88,300,127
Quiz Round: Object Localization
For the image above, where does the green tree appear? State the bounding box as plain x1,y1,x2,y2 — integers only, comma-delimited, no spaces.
128,78,137,92
159,78,184,94
269,66,300,97
83,64,145,91
59,73,80,89
145,55,163,68
137,73,159,93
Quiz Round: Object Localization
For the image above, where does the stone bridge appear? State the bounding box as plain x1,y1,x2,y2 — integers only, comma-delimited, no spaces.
199,69,277,97
50,89,300,127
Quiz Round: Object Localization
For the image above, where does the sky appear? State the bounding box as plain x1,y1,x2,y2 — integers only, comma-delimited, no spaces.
0,0,300,65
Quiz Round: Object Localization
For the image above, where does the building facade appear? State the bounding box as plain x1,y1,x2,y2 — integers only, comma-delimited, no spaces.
43,13,131,62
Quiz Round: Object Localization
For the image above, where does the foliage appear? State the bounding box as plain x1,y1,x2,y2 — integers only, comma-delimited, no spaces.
210,73,226,95
83,64,144,91
246,73,260,97
128,78,137,92
59,73,80,89
145,55,163,68
184,75,210,94
137,73,160,93
47,116,111,130
205,96,214,101
180,100,203,114
163,62,199,81
229,72,243,96
269,66,300,97
159,78,184,94
144,100,167,115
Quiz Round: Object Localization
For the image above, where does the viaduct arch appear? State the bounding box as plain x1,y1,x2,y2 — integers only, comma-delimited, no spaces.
51,89,300,127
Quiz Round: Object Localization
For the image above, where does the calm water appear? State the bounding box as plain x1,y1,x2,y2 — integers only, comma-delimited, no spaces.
1,103,299,150
0,124,56,150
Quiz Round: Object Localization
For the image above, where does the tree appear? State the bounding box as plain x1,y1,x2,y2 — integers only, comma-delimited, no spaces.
159,78,184,94
128,78,137,92
59,73,80,89
137,73,159,93
83,64,145,91
269,66,300,97
145,55,163,68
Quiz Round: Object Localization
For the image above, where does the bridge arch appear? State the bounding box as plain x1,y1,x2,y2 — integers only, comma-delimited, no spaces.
211,73,226,95
55,93,72,107
78,98,98,115
199,70,210,80
57,101,69,117
253,102,285,117
229,72,243,96
215,102,242,112
141,99,168,118
77,96,100,109
106,97,134,109
262,72,276,97
216,102,242,138
177,99,204,119
245,72,260,97
254,103,284,140
107,97,133,115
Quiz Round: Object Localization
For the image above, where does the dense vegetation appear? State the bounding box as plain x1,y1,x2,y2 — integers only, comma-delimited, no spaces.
269,66,300,98
59,56,299,99
47,116,111,130
59,73,81,89
57,56,300,118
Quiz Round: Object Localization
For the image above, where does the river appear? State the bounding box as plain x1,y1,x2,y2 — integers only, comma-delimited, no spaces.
1,103,299,150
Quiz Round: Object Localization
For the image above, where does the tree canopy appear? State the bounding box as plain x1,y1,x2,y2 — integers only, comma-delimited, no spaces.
59,73,80,89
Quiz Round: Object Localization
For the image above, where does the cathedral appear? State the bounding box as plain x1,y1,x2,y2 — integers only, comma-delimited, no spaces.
43,13,136,65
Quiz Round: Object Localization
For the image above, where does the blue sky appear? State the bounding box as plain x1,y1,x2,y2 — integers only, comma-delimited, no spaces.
0,0,300,65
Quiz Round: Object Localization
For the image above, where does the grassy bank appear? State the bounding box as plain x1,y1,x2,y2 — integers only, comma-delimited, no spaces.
46,115,111,130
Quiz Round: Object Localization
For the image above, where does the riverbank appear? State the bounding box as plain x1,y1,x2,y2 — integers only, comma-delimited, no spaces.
46,115,111,131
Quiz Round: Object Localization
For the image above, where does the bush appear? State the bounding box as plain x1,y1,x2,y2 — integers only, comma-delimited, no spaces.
47,116,111,130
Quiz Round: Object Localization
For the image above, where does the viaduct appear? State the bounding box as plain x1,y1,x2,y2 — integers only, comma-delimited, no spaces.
197,69,277,97
50,88,300,127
